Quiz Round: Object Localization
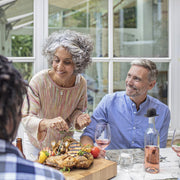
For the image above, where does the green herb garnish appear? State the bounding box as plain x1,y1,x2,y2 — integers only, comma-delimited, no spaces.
60,167,71,172
59,127,83,134
78,150,86,156
43,151,49,157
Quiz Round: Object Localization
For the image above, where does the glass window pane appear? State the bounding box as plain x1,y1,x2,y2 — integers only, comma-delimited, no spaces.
113,62,169,105
48,0,108,57
84,62,108,114
13,62,33,82
0,0,33,57
113,0,168,57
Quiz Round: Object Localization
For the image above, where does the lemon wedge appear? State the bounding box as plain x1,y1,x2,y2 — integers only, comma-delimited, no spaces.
38,151,48,164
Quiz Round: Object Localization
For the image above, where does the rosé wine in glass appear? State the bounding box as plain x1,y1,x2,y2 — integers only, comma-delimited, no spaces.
95,122,111,150
172,145,180,153
144,145,159,174
96,139,110,149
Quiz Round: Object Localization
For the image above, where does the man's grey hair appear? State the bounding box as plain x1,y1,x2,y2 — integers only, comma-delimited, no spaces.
42,30,93,74
131,59,158,81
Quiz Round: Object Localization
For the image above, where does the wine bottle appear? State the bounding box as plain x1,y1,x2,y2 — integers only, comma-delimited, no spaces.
144,108,159,174
16,138,26,159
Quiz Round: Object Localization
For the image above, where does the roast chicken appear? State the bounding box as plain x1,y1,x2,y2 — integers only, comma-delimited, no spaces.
41,137,94,170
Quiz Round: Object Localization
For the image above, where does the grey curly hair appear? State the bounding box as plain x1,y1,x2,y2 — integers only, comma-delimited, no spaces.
131,59,158,81
42,30,93,74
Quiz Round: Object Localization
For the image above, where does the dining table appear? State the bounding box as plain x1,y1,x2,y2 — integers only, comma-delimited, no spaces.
106,147,180,180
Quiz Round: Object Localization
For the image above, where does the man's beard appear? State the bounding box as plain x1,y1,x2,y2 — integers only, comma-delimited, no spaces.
126,84,139,97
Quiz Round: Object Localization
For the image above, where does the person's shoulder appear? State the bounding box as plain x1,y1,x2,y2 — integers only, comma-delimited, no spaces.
80,74,87,84
26,160,65,179
30,69,49,86
34,161,64,179
32,69,48,79
1,153,64,180
105,91,125,98
114,91,126,97
77,74,87,89
102,91,125,102
147,95,169,110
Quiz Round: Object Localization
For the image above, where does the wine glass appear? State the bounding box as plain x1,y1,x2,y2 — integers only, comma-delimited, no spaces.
95,122,111,150
171,129,180,178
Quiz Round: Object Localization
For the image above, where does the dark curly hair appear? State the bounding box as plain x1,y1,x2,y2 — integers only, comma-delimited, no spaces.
0,55,29,142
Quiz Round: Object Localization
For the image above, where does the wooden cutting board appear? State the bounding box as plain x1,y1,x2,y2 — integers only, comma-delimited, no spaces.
63,158,117,180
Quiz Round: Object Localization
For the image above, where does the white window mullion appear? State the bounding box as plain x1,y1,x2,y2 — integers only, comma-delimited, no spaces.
33,0,48,74
169,0,180,130
168,0,173,125
108,0,113,94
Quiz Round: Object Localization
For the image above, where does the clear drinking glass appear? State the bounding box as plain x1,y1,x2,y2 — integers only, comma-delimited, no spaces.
119,152,134,171
171,129,180,178
119,152,134,180
95,122,111,150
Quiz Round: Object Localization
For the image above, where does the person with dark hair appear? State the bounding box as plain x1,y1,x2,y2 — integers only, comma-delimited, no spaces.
0,55,65,180
80,59,170,151
21,30,94,159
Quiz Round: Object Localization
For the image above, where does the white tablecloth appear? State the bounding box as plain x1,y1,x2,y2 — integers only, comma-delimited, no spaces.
107,148,179,180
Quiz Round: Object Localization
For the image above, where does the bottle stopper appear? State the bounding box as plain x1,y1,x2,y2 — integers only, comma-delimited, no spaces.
144,108,159,117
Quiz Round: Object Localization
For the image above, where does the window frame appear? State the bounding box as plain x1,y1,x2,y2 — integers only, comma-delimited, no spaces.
8,0,180,135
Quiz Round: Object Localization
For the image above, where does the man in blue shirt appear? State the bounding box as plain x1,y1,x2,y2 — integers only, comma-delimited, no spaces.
80,59,170,149
0,55,65,180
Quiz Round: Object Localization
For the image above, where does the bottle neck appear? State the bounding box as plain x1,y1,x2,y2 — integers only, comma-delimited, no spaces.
16,138,26,159
16,138,23,152
148,117,155,125
145,116,159,147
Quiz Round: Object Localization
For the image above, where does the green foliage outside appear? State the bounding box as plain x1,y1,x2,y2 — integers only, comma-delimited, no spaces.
73,12,88,27
13,62,33,82
11,35,33,82
12,35,33,57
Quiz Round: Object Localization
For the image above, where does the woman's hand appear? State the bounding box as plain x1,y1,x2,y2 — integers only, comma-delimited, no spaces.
49,117,69,131
76,113,91,129
38,117,69,141
39,116,69,132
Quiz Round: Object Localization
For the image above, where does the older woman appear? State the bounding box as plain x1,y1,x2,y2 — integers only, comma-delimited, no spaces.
22,30,93,159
